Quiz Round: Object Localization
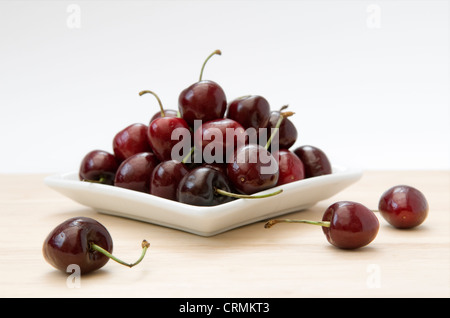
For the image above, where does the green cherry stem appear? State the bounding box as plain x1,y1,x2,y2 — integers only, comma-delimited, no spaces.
265,110,295,150
264,219,330,229
139,90,165,117
182,146,195,164
90,240,150,268
199,49,222,82
81,177,106,184
215,187,283,199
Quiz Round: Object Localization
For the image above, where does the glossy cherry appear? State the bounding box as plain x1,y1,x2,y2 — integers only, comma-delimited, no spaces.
293,145,332,178
225,111,293,194
150,109,179,122
42,216,150,274
265,201,380,249
140,90,191,162
194,118,246,164
149,160,189,201
114,152,159,193
177,167,282,206
272,149,305,186
225,95,271,143
378,185,429,229
79,149,119,185
177,167,235,206
227,143,279,195
178,50,227,127
113,123,152,163
267,105,298,149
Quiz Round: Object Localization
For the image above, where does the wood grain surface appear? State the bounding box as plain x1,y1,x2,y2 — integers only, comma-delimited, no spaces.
0,171,448,298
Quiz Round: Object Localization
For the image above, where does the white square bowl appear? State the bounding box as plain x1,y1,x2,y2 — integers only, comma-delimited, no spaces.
44,165,362,236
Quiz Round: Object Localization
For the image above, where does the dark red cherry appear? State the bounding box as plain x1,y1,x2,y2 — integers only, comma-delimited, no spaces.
177,167,235,206
227,144,279,195
194,118,246,163
140,90,191,162
114,152,159,193
113,123,152,163
79,150,119,185
225,95,271,143
177,166,281,206
43,217,150,275
178,50,227,127
272,149,305,186
293,145,332,178
150,109,179,122
201,162,227,175
43,217,113,274
149,160,189,201
265,201,379,249
321,201,379,249
267,106,298,149
378,185,429,229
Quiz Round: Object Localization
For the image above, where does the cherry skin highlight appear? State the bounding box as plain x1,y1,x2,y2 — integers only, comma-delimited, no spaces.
378,185,429,229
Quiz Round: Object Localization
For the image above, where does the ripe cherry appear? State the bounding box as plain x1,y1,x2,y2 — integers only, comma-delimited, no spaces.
272,149,305,186
113,123,152,163
194,118,246,164
227,144,279,195
149,160,189,201
150,109,179,122
42,216,150,274
79,150,119,185
378,185,429,229
265,201,380,249
177,166,235,206
140,90,191,162
293,145,332,178
177,167,282,206
225,95,271,143
178,50,227,127
114,152,159,193
226,111,293,194
267,105,298,149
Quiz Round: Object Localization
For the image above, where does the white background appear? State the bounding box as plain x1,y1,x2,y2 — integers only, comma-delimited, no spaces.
0,0,449,173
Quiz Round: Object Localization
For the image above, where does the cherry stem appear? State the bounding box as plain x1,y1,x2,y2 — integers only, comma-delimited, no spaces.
81,177,106,184
265,110,295,150
199,49,221,81
90,240,150,268
279,104,289,112
182,146,195,164
264,219,330,229
215,187,283,199
139,90,165,117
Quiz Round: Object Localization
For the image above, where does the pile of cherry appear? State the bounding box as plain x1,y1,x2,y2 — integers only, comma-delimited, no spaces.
43,50,430,276
79,50,332,206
